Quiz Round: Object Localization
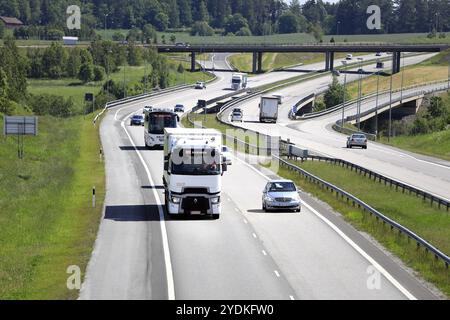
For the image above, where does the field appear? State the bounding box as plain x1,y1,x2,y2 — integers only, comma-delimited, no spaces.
27,61,214,114
0,113,105,299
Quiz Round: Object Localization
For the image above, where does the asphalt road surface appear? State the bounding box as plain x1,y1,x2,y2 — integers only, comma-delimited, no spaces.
80,55,441,300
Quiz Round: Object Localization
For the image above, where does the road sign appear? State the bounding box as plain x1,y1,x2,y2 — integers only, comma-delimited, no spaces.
3,116,38,136
85,93,94,102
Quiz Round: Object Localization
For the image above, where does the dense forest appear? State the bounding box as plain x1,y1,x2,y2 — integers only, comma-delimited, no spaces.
0,0,449,38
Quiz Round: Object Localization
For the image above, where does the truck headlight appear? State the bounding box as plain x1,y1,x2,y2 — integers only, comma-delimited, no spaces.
171,196,181,204
211,197,220,204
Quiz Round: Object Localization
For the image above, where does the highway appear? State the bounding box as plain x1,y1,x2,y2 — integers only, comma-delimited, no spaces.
221,53,450,202
79,54,442,300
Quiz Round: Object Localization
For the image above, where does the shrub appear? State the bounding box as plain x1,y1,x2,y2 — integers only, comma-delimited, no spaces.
0,98,16,115
93,65,105,82
29,94,75,118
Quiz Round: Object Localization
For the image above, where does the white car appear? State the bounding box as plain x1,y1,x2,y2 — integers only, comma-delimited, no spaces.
221,146,232,165
231,110,243,122
346,54,353,60
195,81,206,89
143,105,153,113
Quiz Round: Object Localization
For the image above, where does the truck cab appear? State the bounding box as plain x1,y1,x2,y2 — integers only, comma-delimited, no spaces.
231,73,248,90
163,128,226,219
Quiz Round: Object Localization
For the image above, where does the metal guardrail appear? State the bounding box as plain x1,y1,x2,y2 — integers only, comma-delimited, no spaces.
303,155,450,211
93,84,192,124
93,70,219,123
300,78,449,120
274,155,450,269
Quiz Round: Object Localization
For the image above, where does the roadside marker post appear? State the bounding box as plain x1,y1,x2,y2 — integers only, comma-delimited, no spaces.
92,187,96,208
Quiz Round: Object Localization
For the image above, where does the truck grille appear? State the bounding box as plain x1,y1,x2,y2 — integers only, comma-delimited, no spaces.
182,197,210,213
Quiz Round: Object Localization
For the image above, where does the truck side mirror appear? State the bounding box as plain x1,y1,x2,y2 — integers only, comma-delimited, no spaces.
164,161,169,171
221,163,228,174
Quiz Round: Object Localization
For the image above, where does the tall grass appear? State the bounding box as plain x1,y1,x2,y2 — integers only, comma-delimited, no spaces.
0,113,105,299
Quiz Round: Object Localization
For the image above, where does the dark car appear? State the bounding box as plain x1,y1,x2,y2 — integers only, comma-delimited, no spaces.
130,114,144,126
174,104,185,113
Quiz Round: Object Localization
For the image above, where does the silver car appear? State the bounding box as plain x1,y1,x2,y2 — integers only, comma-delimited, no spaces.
347,133,368,149
262,180,301,212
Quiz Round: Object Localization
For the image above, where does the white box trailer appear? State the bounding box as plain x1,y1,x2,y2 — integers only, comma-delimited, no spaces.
163,128,227,219
259,96,279,123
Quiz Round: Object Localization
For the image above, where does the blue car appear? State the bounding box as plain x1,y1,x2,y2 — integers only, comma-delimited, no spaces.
174,104,185,113
130,114,144,126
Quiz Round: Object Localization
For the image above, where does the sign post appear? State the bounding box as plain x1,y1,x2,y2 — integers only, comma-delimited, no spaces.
3,116,38,159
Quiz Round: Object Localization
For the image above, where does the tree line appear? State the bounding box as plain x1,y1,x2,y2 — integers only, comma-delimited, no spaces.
0,37,178,117
0,0,449,39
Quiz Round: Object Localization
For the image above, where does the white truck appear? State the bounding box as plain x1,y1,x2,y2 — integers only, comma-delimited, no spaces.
259,96,279,123
231,73,248,90
163,128,227,219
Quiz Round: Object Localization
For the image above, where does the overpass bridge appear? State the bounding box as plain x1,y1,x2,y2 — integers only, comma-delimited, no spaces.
155,43,449,74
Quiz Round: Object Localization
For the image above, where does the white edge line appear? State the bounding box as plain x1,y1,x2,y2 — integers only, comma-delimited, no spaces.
233,155,417,300
121,111,176,300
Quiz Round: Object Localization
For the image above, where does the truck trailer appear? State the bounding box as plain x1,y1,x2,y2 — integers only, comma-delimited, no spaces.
163,128,227,219
259,96,279,123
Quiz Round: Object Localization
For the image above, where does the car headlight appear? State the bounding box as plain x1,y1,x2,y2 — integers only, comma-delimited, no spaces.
265,195,274,202
171,195,181,204
211,197,220,205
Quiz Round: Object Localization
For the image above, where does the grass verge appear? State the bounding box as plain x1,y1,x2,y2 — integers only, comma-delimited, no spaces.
270,158,450,297
0,113,105,299
379,130,450,162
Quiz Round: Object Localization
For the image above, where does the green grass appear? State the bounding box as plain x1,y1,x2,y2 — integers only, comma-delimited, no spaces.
229,52,365,73
272,159,450,297
380,130,450,161
154,31,450,45
27,61,213,114
0,112,105,299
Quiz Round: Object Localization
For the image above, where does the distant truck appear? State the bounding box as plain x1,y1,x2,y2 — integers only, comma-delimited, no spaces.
163,128,227,219
259,96,279,123
231,73,248,90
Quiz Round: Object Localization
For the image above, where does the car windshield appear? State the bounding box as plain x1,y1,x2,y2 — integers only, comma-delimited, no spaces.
269,182,296,192
133,115,143,119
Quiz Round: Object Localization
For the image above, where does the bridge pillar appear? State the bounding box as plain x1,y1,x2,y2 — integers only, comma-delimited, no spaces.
258,52,263,73
190,52,196,72
252,52,258,73
391,52,401,74
329,52,335,71
325,52,330,71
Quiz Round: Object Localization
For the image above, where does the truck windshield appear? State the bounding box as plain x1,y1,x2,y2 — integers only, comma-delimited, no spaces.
147,113,177,134
171,149,221,176
232,79,241,83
